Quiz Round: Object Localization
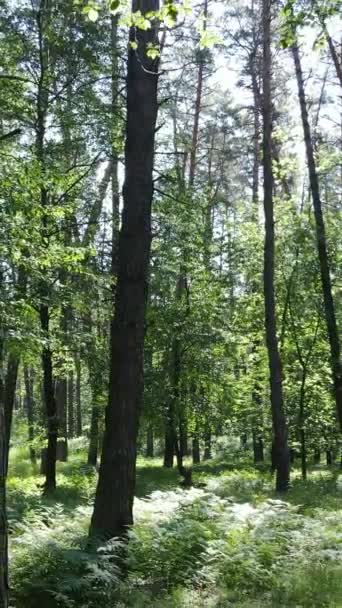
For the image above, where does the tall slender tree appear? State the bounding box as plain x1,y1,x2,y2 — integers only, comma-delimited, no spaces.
292,40,342,431
262,0,290,491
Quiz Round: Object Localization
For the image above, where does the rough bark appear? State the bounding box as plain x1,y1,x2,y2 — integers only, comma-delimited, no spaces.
292,43,342,432
262,0,290,492
90,0,159,539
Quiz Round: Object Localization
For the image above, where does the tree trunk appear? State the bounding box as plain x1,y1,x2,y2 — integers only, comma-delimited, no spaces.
90,1,159,539
163,425,174,468
326,449,333,466
36,1,56,493
146,426,154,458
323,26,342,89
313,449,320,464
192,435,200,464
75,358,82,437
300,429,307,481
203,422,212,460
40,306,57,492
253,432,264,463
24,367,36,465
68,370,74,439
87,402,99,467
179,418,189,457
0,329,9,608
292,43,342,432
262,0,290,492
55,379,68,461
4,354,19,468
299,369,307,480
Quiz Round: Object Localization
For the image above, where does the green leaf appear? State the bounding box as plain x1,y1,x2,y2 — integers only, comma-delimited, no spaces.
110,0,120,14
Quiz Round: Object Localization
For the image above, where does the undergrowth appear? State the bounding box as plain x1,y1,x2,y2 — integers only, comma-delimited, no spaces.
7,445,342,608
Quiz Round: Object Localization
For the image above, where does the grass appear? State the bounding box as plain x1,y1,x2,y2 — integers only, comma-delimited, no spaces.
6,444,342,608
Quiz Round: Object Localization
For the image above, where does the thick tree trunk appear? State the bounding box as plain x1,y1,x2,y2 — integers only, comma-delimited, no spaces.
75,359,82,437
24,367,36,465
36,1,56,493
163,425,174,468
90,1,159,539
292,43,342,432
262,0,290,492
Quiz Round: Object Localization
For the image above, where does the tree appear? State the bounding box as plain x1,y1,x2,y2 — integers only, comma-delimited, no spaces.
262,0,290,491
292,38,342,432
90,0,160,539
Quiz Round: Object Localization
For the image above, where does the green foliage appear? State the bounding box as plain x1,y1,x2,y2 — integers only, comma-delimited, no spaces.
7,449,342,607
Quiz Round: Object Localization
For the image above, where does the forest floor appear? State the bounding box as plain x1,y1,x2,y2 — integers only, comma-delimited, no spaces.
7,440,342,608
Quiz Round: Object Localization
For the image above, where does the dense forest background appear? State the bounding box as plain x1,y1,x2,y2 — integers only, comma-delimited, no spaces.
0,0,341,606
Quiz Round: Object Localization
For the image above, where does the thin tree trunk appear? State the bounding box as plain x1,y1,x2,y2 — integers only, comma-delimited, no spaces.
90,1,159,539
55,379,68,461
4,354,19,468
323,26,342,89
313,448,320,464
68,370,74,439
203,423,212,460
299,370,307,481
75,358,82,437
0,326,8,608
192,435,200,464
146,426,154,457
24,367,36,465
253,432,264,463
326,449,333,466
262,0,290,492
292,43,342,431
179,417,189,457
87,402,99,467
40,306,57,492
